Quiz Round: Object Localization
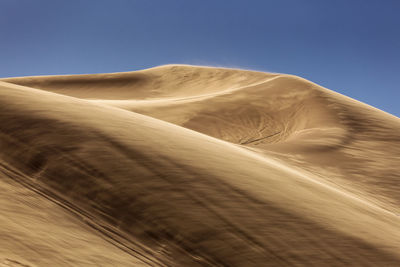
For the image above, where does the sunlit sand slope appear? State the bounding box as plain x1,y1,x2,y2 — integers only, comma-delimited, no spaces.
1,65,400,266
6,65,399,213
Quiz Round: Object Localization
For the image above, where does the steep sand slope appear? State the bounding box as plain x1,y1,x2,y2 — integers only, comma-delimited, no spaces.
0,167,149,267
6,65,400,213
1,66,400,266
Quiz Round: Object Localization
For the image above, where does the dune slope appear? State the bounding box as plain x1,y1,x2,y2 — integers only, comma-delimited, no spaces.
1,65,400,266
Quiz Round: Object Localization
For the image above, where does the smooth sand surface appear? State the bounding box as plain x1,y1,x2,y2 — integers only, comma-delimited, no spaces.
1,65,400,266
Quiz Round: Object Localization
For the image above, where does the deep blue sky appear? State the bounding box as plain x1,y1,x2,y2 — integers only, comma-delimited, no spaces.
1,0,399,116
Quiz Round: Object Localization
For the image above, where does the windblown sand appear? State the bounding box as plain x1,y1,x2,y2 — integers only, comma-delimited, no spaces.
0,65,399,266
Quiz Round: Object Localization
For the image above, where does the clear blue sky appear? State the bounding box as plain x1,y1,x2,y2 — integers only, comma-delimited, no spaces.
1,0,399,116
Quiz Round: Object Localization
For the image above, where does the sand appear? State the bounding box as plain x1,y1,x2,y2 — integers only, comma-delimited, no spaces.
0,65,399,266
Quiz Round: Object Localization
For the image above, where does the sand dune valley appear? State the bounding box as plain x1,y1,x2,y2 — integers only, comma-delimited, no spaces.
0,64,400,266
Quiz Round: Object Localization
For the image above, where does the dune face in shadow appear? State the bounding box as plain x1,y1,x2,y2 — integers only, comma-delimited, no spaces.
1,65,400,266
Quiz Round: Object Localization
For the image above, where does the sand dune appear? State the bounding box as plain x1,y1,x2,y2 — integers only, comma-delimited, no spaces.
1,65,400,266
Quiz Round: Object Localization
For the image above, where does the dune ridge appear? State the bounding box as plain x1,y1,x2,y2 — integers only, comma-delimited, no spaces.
1,65,400,266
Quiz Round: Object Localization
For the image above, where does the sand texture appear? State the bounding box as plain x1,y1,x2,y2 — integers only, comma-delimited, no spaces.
1,65,399,266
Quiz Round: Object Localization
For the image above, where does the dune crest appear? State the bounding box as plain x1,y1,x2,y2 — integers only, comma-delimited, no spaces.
1,65,400,266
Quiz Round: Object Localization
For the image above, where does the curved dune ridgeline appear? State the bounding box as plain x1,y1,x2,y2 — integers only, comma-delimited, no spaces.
1,65,400,266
